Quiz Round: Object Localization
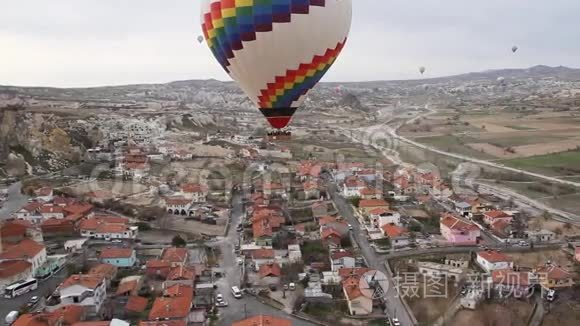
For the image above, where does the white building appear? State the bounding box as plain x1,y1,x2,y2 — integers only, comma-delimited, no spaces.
288,244,303,263
56,274,107,316
370,208,401,228
330,250,356,272
180,184,208,203
417,261,466,282
165,197,193,215
342,177,366,198
39,205,65,220
476,250,514,273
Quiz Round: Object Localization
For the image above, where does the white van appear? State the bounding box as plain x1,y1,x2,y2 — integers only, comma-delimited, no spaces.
231,286,242,299
5,311,19,325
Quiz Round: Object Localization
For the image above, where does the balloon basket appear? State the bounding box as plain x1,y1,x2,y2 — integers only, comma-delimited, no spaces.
266,130,292,141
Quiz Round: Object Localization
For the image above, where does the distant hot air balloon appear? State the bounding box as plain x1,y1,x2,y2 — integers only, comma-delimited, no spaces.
419,66,426,75
197,35,204,44
497,76,506,85
512,46,518,53
200,0,352,129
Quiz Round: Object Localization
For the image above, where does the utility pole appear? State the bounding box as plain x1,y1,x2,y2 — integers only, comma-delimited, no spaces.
244,303,247,319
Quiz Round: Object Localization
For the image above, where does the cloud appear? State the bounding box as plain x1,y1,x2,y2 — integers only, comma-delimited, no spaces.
1,0,579,87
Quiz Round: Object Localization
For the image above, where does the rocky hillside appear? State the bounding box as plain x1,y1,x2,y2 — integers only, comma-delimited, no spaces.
0,105,86,176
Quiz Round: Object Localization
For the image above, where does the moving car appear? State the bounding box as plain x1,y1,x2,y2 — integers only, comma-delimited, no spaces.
392,318,401,326
231,286,242,299
26,296,40,308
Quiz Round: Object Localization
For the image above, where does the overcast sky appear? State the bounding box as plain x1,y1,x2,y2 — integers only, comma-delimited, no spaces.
1,0,579,87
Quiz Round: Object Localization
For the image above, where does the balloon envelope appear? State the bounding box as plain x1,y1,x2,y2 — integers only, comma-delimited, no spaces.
197,35,204,44
200,0,352,129
419,66,426,74
512,46,518,53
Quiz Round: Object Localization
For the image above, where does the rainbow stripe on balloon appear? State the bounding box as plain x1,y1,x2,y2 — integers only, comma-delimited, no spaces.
258,40,345,109
257,40,345,128
202,0,327,72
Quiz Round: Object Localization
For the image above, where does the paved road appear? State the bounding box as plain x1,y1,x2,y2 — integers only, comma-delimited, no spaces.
0,256,78,318
0,182,28,218
212,193,314,326
326,180,416,326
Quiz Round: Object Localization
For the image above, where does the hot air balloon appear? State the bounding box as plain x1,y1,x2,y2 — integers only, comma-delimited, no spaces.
419,66,426,75
512,46,518,53
197,35,204,44
497,76,506,85
200,0,352,129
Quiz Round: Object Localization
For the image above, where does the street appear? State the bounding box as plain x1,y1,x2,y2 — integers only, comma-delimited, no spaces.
0,256,77,318
0,182,28,219
212,193,314,326
326,181,416,326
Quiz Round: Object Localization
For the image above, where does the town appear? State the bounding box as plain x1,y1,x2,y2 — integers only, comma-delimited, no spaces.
1,101,579,326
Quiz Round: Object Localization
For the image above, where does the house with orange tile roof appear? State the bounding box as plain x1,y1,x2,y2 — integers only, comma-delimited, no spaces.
164,266,196,288
358,199,390,215
14,202,43,223
56,274,107,316
99,248,136,268
483,210,513,226
249,249,276,269
440,214,481,245
162,248,189,267
359,187,382,200
116,276,143,297
39,204,66,220
0,260,33,292
14,305,85,326
342,274,373,316
252,220,274,246
41,218,76,237
535,263,574,289
342,176,366,198
88,264,117,288
148,284,194,322
320,226,344,248
126,296,149,314
164,197,193,215
476,250,513,273
179,183,208,203
262,183,286,199
258,263,281,287
145,260,171,279
381,224,411,247
0,239,46,276
79,217,137,240
302,181,320,200
1,221,28,244
232,315,291,326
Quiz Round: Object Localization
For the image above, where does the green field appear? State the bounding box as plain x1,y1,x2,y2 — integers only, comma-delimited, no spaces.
500,150,580,176
484,135,566,148
415,135,496,160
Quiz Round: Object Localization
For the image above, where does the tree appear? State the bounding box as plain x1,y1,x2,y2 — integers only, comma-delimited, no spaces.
348,196,361,207
172,235,187,247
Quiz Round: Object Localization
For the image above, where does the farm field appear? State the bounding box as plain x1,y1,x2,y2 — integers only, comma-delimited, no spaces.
499,150,580,176
413,135,496,160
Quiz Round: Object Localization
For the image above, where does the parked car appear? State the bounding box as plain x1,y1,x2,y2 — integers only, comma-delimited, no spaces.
216,294,224,302
289,283,296,291
216,300,229,307
27,296,40,308
392,318,401,326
